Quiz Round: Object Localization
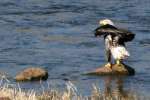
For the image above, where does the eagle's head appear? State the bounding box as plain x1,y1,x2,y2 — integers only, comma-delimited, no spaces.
99,19,114,26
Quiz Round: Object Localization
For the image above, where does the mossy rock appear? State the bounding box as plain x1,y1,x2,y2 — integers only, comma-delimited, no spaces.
86,63,135,76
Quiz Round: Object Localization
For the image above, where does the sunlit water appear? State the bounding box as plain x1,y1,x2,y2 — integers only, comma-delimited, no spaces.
0,0,150,97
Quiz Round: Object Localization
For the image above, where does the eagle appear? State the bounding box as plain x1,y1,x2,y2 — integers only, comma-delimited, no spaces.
94,19,135,68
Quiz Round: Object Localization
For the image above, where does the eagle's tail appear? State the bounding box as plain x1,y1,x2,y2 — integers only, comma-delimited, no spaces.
110,46,130,60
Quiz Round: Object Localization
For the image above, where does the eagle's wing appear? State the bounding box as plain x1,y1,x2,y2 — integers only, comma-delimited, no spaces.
94,25,135,42
117,28,135,42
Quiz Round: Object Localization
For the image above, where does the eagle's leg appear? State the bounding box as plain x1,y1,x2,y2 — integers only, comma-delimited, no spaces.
116,59,123,65
116,59,120,64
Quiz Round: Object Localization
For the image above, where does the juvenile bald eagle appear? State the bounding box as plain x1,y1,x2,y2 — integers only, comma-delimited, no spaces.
94,19,135,68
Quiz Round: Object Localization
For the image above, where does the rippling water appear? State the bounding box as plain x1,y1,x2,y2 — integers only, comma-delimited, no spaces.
0,0,150,96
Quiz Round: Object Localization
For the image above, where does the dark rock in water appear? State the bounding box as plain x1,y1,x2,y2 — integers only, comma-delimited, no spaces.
86,63,135,76
15,67,48,81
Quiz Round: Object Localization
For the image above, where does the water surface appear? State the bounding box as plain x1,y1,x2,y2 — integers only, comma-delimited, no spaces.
0,0,150,96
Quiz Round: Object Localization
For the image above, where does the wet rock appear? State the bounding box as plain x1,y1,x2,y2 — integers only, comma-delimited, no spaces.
86,63,135,76
15,67,48,81
0,97,11,100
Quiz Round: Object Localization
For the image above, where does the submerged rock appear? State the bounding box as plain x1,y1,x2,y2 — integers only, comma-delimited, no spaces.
15,67,48,81
86,63,135,76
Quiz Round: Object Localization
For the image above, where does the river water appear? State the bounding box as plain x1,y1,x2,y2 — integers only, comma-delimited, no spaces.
0,0,150,97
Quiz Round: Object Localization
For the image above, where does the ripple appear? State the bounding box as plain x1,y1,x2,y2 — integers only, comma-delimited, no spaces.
139,39,150,46
0,0,149,96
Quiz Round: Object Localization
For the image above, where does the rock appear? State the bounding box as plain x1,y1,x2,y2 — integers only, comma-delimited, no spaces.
0,97,11,100
15,67,48,81
86,63,135,76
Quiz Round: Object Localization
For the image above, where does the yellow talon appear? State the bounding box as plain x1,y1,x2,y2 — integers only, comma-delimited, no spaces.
116,59,121,65
105,63,112,68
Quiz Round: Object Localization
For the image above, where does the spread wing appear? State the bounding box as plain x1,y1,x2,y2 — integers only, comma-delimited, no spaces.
94,25,135,42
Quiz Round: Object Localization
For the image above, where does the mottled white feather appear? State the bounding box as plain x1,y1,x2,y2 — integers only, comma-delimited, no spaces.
110,46,130,60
